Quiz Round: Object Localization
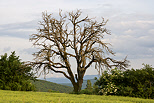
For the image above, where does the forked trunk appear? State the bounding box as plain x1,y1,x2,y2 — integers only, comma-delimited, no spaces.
72,80,83,93
72,75,84,93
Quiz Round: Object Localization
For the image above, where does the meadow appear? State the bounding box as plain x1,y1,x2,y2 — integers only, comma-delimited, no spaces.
0,90,154,103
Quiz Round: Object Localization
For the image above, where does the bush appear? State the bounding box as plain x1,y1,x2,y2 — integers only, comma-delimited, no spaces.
0,51,36,91
94,68,122,95
79,89,93,95
94,64,154,99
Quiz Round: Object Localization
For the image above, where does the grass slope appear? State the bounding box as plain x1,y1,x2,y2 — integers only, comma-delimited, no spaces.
31,79,73,93
0,90,154,103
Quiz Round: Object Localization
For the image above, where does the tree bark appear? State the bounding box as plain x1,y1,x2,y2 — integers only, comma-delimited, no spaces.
71,72,85,93
72,68,85,93
72,80,83,93
77,78,83,92
73,83,78,93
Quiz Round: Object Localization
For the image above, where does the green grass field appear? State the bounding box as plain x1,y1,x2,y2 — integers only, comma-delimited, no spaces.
0,90,153,103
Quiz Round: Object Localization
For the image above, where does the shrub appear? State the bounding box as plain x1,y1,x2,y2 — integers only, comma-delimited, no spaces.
0,51,36,91
94,64,154,99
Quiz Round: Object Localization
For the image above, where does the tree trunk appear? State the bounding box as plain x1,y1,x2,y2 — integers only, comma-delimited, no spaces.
71,75,84,93
73,83,79,93
72,71,85,93
78,78,83,92
72,79,83,93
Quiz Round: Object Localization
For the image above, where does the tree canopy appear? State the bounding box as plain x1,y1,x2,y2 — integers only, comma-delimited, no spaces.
0,51,36,91
29,10,129,93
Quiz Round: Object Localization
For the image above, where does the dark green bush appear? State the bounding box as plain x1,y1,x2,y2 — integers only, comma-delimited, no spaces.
94,64,154,99
0,51,36,91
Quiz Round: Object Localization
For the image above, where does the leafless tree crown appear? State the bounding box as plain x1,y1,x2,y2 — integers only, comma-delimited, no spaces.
29,10,129,81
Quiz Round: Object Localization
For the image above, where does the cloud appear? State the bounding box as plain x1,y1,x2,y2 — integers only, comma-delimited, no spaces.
148,29,154,34
21,48,37,55
0,36,33,61
0,20,38,38
124,29,135,34
103,24,154,61
120,20,154,30
3,47,11,52
137,35,154,48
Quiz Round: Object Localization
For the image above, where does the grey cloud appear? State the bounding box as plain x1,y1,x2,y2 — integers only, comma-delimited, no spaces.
136,35,154,48
0,20,38,30
108,34,154,60
81,7,154,62
0,20,38,39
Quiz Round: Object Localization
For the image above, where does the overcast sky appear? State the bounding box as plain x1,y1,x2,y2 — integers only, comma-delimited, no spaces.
0,0,154,78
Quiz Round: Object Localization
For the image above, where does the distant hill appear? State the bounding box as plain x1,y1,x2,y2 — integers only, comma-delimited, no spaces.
43,77,70,84
60,79,97,89
41,75,99,84
37,75,98,90
31,79,73,93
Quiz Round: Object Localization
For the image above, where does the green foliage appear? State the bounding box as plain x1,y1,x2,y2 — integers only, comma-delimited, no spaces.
94,68,122,95
0,51,36,91
85,80,93,91
0,90,154,103
94,64,154,99
47,89,59,93
120,64,154,99
31,79,73,93
48,89,52,92
79,80,94,95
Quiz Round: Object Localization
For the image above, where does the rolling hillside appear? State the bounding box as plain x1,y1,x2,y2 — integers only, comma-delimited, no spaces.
31,79,73,93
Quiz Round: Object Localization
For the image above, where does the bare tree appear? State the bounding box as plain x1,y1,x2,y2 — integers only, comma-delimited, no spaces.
29,10,129,93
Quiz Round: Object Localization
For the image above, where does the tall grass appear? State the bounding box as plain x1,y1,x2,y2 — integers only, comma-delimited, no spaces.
0,90,153,103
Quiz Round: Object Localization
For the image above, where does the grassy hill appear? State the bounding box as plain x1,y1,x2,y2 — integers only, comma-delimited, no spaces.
0,90,154,103
31,79,73,93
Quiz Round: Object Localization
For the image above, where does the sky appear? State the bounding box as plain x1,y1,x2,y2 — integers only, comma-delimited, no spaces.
0,0,154,78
